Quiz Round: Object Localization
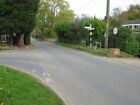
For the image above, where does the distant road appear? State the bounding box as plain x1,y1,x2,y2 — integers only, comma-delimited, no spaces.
0,40,140,105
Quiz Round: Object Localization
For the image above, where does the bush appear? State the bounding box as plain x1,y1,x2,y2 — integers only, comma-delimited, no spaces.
43,27,56,38
136,33,140,42
54,20,72,43
64,20,87,44
109,27,130,49
84,17,105,44
109,26,140,56
54,19,88,44
54,17,105,45
125,34,140,56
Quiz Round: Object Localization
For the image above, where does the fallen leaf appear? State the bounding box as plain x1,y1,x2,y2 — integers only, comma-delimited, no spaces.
0,102,4,105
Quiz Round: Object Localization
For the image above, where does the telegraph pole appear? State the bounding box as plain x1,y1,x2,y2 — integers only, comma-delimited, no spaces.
104,0,110,48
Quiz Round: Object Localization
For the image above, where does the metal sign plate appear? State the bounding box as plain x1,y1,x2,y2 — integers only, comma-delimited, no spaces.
113,27,118,35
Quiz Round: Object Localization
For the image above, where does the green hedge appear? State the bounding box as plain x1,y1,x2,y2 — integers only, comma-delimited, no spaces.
109,27,140,56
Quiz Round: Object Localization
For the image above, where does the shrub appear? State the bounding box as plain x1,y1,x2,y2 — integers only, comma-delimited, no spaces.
54,18,105,45
125,34,140,56
43,27,56,38
84,17,105,44
109,27,131,49
109,26,140,56
54,19,88,44
64,19,87,44
136,33,140,42
54,20,72,43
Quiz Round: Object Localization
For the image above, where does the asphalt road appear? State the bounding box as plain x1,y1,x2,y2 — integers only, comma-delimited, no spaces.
0,40,140,105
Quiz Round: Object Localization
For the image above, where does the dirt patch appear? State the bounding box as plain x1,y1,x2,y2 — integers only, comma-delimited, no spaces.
111,58,140,68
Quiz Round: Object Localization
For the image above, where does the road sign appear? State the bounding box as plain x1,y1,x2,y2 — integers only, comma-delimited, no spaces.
85,24,95,31
85,24,95,47
113,27,118,35
90,32,93,36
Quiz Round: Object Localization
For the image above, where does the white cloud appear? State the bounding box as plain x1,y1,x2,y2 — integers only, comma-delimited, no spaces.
66,0,140,18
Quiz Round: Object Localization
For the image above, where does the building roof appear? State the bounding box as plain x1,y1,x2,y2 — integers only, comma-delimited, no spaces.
123,19,140,25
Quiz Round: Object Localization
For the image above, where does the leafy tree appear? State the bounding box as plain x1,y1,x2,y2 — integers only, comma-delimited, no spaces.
35,0,75,38
127,5,140,20
110,8,122,27
56,9,75,21
54,20,72,42
55,17,105,44
0,0,13,33
84,17,105,44
64,19,87,44
110,4,140,27
0,0,40,46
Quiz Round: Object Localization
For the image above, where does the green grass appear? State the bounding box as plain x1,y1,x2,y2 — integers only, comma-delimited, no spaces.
26,44,36,49
0,44,12,50
0,65,64,105
55,42,133,58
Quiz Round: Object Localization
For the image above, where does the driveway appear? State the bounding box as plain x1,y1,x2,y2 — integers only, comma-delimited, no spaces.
0,40,140,105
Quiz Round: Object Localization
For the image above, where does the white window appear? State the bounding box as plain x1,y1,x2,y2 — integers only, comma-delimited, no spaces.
129,25,132,29
1,34,7,42
134,25,139,29
138,25,140,29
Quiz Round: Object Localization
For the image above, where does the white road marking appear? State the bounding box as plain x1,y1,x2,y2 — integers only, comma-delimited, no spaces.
43,73,52,83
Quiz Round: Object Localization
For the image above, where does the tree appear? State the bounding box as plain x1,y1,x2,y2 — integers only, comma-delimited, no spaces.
84,17,105,44
54,17,105,45
109,7,139,27
110,4,140,27
127,5,140,20
36,0,75,38
54,20,72,42
110,8,122,27
0,0,40,46
0,0,13,33
62,19,87,44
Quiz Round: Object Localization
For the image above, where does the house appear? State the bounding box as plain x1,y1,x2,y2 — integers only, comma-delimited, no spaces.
0,34,11,44
122,19,140,33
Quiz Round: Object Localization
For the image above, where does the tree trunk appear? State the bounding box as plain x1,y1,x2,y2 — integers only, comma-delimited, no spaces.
9,34,13,45
0,34,1,43
18,34,25,47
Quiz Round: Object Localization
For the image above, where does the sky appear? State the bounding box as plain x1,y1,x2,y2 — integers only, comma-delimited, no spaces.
66,0,140,18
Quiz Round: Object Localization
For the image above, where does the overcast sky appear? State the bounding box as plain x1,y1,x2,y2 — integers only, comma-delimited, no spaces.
66,0,140,18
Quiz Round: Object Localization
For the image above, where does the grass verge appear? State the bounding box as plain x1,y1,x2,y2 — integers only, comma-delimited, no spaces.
55,42,133,58
0,44,12,51
0,65,64,105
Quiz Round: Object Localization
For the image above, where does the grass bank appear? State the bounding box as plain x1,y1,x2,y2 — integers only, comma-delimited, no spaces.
55,42,133,58
0,65,64,105
0,44,12,51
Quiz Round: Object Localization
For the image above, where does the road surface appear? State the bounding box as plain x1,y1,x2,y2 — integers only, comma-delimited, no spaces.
0,40,140,105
